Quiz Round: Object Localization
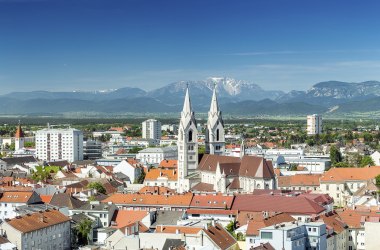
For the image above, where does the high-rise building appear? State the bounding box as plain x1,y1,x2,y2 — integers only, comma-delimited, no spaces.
307,114,323,135
205,85,225,155
177,86,198,193
35,125,83,162
142,119,162,140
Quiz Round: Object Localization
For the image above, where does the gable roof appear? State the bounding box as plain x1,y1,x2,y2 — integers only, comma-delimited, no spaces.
317,211,347,234
155,225,203,234
320,166,380,182
246,213,296,236
111,210,149,229
5,209,70,233
198,154,275,179
102,193,193,207
1,156,37,166
145,168,177,181
159,159,178,169
203,223,237,250
232,194,325,215
190,193,234,209
191,182,215,192
0,191,37,203
49,193,85,209
278,174,321,187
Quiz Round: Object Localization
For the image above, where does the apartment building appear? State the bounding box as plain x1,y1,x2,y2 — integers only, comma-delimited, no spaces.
36,126,83,162
307,114,322,135
142,119,161,140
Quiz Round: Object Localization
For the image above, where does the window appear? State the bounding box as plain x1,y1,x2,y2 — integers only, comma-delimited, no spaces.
337,186,340,191
326,185,329,191
188,130,193,142
261,232,273,239
349,246,353,250
313,228,316,232
216,129,220,141
349,236,352,241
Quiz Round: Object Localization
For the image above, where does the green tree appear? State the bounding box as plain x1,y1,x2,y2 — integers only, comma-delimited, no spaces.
225,220,237,239
334,162,351,168
360,155,374,167
129,147,143,154
87,182,106,194
75,219,93,245
31,166,50,182
375,174,380,187
134,170,146,184
330,145,342,165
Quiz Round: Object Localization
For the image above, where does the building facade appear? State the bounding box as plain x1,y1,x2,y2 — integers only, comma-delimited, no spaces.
307,114,322,135
142,119,162,141
35,125,83,162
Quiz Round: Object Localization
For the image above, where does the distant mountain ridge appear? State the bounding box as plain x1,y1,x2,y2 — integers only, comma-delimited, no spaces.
1,78,380,116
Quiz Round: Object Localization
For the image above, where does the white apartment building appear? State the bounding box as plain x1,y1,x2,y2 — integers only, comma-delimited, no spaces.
142,119,162,140
136,146,177,165
307,114,322,135
36,126,83,162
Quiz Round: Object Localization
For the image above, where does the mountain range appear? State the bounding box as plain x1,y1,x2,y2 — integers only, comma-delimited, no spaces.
1,78,380,116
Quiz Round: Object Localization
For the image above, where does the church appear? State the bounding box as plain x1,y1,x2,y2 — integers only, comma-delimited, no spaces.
177,85,276,194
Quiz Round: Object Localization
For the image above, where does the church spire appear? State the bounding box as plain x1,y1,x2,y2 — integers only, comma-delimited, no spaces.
182,84,192,115
209,83,220,115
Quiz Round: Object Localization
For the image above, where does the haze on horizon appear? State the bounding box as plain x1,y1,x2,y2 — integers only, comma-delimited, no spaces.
1,0,380,95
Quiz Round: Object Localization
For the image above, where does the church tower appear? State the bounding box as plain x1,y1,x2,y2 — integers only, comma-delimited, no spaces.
15,122,25,151
205,85,225,155
177,86,198,192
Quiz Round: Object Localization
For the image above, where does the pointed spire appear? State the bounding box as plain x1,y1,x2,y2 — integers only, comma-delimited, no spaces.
182,84,192,114
15,122,24,138
209,83,219,115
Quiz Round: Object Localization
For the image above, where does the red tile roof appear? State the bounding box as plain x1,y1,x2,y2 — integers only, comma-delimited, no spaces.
246,213,295,236
190,193,234,209
186,209,238,216
145,169,177,181
112,210,150,229
159,159,178,169
278,174,321,187
102,193,193,207
5,209,70,233
0,191,36,203
155,225,203,234
232,194,325,215
321,166,380,182
40,195,53,203
138,186,176,195
203,223,237,249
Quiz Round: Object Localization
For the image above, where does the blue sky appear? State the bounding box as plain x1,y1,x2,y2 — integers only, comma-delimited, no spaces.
1,0,380,94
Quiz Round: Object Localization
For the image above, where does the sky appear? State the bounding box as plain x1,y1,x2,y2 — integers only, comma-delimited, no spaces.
1,0,380,94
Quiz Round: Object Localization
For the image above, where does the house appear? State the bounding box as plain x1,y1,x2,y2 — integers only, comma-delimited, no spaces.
0,156,38,171
71,201,117,227
111,210,152,229
144,168,178,189
245,213,296,249
0,209,71,250
0,191,42,220
158,159,178,169
277,174,321,192
195,154,276,194
337,208,380,250
102,193,193,211
319,166,380,207
136,146,177,165
315,211,348,250
113,158,143,183
49,193,85,214
232,194,326,223
253,222,327,250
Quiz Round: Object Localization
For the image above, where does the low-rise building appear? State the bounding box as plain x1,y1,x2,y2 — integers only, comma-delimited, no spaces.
277,174,321,192
0,191,42,220
0,209,71,250
144,168,178,190
71,201,117,227
136,146,177,165
320,166,380,207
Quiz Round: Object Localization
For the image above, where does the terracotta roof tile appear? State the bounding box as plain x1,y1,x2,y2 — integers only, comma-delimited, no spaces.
159,159,178,169
190,193,234,209
191,182,215,192
203,223,237,249
139,186,176,195
40,195,53,203
145,168,177,181
0,191,35,203
186,209,238,216
232,194,325,215
112,210,150,229
246,213,295,236
278,174,321,187
102,193,193,207
5,209,70,233
321,166,380,182
155,225,203,234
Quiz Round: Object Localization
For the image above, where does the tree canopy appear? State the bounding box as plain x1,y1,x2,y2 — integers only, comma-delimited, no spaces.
87,182,106,194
